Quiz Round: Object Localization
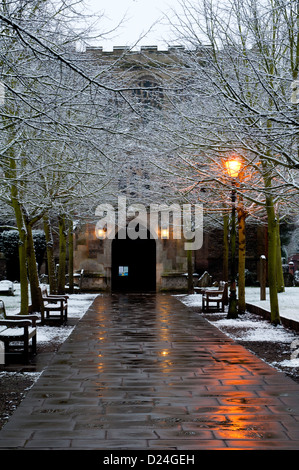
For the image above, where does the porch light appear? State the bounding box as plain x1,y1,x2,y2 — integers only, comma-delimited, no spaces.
97,228,106,239
161,226,169,239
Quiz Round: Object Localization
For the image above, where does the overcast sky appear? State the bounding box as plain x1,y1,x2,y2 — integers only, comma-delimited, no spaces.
84,0,181,50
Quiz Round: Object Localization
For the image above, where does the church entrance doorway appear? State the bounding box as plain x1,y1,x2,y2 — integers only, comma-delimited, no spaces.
111,229,156,292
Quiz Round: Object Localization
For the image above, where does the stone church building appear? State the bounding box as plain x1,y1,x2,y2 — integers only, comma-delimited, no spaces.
70,46,268,293
0,46,271,293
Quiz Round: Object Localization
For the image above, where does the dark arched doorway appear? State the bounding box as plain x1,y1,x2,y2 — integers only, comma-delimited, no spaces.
111,229,156,292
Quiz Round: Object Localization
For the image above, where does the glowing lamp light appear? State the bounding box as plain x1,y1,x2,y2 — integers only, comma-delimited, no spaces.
161,227,169,239
96,228,106,239
225,158,242,178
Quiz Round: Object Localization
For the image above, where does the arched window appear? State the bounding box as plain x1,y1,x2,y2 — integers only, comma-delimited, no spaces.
133,77,163,108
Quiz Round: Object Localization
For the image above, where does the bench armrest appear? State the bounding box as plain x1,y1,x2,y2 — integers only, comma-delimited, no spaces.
204,288,224,292
42,296,66,303
204,290,224,296
0,319,32,327
5,314,39,326
42,295,68,301
47,295,69,300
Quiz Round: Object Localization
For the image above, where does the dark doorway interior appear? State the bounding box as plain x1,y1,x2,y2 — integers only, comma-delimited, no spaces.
111,229,156,292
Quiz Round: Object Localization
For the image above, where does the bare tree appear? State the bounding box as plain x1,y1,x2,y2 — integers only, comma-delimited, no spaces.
153,0,299,323
0,0,142,313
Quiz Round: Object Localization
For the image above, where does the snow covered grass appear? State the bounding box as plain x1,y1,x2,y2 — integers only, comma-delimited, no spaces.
0,285,98,380
3,285,299,378
2,283,98,345
34,292,98,345
177,286,299,324
176,286,299,371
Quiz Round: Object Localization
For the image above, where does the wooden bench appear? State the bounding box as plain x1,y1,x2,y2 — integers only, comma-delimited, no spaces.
40,286,68,323
65,269,84,293
202,281,228,312
0,280,15,296
0,300,38,363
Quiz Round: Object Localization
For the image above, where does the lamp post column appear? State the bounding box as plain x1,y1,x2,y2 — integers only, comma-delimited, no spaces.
227,185,238,319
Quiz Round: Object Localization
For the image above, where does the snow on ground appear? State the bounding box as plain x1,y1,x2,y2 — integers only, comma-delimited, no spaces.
1,284,98,346
35,292,98,345
177,286,299,324
245,286,299,322
0,285,98,380
3,285,299,376
176,286,299,370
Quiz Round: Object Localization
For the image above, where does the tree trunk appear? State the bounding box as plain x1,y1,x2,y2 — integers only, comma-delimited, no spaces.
43,214,57,294
266,195,280,325
8,156,28,315
276,220,285,293
26,222,42,313
57,214,67,294
12,198,28,315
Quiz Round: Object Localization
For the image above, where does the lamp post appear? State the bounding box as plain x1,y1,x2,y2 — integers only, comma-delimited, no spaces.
225,157,242,319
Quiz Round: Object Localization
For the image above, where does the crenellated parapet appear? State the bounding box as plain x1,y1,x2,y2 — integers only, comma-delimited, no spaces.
85,45,186,55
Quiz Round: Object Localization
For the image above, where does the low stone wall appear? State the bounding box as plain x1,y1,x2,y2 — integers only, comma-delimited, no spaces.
246,302,299,332
161,273,199,292
81,273,108,292
80,271,199,293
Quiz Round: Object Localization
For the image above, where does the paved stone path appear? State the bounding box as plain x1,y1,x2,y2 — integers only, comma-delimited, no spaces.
1,293,299,450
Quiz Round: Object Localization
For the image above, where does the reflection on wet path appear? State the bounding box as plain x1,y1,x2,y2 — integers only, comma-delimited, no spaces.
1,293,299,449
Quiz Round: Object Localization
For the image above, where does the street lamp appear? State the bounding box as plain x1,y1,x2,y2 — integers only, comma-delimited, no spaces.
225,158,242,178
225,156,242,319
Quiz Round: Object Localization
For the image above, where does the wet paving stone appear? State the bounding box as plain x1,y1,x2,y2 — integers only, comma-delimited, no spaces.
1,292,299,450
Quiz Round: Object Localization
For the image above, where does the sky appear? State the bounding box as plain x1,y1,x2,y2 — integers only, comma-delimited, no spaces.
84,0,182,50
